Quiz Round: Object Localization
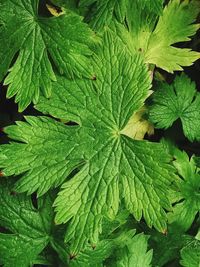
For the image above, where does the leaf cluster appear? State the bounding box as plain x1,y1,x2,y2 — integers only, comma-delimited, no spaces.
0,0,200,266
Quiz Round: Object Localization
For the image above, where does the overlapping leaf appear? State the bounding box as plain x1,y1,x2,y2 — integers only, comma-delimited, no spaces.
110,233,153,267
0,0,95,111
68,230,136,267
149,74,200,141
0,179,53,267
79,0,128,29
115,0,200,73
180,239,200,267
0,30,175,253
163,144,200,232
151,229,190,267
78,0,163,31
139,0,164,15
0,116,82,196
145,0,200,72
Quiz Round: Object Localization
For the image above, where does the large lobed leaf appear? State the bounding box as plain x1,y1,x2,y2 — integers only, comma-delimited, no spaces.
0,30,176,253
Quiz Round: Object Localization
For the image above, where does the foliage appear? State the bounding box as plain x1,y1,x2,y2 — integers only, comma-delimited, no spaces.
0,0,200,266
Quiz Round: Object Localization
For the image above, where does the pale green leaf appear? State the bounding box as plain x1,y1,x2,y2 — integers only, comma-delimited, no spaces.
145,0,200,72
115,0,200,73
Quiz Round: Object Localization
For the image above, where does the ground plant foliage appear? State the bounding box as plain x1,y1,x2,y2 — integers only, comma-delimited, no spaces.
0,0,200,266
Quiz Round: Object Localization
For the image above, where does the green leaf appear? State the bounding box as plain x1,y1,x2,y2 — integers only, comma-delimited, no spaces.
145,0,200,72
84,0,129,30
0,179,52,267
194,157,200,169
180,239,200,267
111,233,153,267
0,0,95,111
68,230,136,267
0,30,175,253
116,0,200,73
79,0,163,31
50,210,131,266
51,221,136,267
0,116,82,196
151,229,190,267
139,0,164,15
118,1,157,58
149,74,200,141
166,146,200,232
51,208,131,267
